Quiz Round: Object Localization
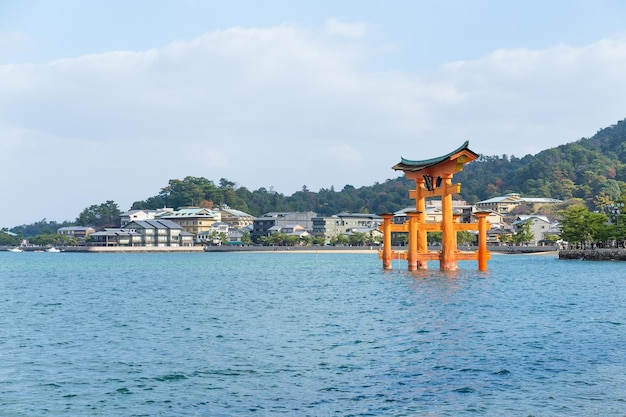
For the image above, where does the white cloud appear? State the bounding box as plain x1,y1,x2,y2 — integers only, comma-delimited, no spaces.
2,24,626,225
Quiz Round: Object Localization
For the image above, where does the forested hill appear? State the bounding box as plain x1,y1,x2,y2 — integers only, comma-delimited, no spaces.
131,118,626,217
456,118,626,205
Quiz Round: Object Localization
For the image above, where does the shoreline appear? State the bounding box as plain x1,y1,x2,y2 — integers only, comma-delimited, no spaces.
25,245,559,255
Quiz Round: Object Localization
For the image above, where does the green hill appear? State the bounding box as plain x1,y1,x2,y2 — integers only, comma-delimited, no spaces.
129,118,626,217
456,118,626,207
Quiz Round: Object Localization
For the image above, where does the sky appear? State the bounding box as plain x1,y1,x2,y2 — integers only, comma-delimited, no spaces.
2,0,626,227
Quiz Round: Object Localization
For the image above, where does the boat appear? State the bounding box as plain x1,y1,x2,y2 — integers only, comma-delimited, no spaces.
46,247,61,253
8,247,23,252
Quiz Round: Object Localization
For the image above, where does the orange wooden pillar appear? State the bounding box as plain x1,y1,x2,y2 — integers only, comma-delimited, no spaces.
381,214,393,269
415,179,428,259
439,173,458,271
407,211,420,271
476,212,489,271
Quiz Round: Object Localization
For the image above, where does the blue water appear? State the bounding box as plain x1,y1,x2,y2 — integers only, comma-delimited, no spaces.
1,251,625,416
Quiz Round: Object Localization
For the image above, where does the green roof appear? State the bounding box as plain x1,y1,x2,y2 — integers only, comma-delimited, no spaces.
392,141,477,172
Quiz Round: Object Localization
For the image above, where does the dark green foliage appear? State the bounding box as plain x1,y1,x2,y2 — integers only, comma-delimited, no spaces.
10,219,73,238
512,222,534,245
0,228,21,245
560,205,611,247
29,233,77,246
75,200,121,230
131,176,415,217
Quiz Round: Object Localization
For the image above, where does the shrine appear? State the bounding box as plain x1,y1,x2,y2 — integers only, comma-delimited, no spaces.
379,141,491,271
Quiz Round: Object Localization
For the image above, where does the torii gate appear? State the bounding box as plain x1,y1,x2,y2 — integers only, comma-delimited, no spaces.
379,141,491,271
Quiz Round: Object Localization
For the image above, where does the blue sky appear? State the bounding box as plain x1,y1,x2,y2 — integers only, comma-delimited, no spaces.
2,0,626,226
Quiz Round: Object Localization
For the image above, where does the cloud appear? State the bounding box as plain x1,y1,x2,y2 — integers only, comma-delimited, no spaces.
2,23,626,225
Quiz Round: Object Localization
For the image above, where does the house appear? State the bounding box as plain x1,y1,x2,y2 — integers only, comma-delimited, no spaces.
89,228,142,247
159,207,221,238
471,210,504,229
252,211,317,241
486,226,513,246
89,219,193,247
278,224,309,237
348,226,383,243
197,222,231,244
475,193,562,215
512,215,560,245
120,208,172,227
226,229,246,245
57,226,96,242
218,205,255,229
311,212,381,241
393,206,464,224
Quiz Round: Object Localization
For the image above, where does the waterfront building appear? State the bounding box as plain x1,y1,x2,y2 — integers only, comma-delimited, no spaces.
217,205,255,229
252,211,317,241
311,212,381,242
197,222,231,245
120,208,173,227
89,220,194,247
511,215,561,245
57,226,96,242
159,207,221,238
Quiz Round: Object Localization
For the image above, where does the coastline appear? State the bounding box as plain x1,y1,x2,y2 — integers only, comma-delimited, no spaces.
4,245,559,255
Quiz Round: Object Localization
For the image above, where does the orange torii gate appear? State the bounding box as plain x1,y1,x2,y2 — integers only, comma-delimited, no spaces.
379,141,491,271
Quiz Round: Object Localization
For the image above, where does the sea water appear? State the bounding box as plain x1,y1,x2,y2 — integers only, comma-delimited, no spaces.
1,251,625,416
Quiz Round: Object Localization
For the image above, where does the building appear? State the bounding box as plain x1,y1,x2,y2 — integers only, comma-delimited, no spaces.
472,210,505,229
511,215,560,245
197,222,231,245
89,219,194,247
392,199,473,224
218,205,255,229
276,224,310,238
57,226,96,242
89,228,141,247
486,226,513,246
252,211,317,241
312,212,381,242
159,207,221,238
475,193,562,215
120,208,172,227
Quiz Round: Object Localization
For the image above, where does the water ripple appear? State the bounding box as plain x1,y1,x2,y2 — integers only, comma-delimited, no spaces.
1,252,626,415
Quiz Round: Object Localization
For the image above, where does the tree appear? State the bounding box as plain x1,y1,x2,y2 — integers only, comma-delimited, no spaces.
512,221,534,245
560,205,609,248
241,231,252,245
427,232,442,245
76,201,121,229
457,231,475,246
331,234,348,246
29,233,77,247
348,231,367,246
0,228,21,246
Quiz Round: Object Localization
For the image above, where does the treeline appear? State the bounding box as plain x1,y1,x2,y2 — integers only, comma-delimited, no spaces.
130,176,414,218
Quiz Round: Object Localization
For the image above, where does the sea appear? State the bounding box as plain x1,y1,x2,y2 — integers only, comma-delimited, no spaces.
1,251,625,416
